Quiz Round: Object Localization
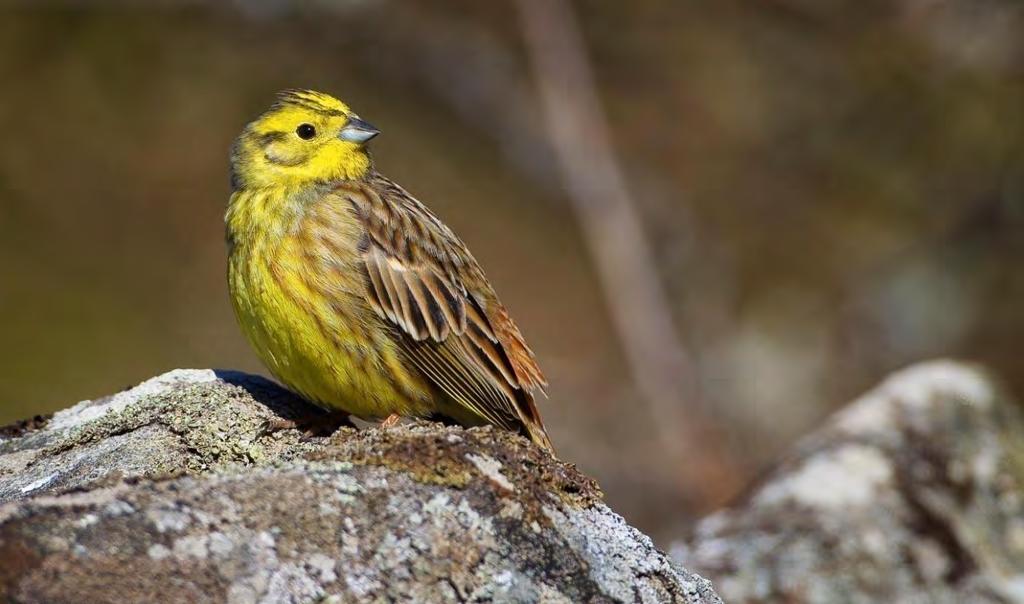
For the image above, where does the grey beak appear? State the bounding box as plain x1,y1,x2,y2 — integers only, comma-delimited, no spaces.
339,116,380,143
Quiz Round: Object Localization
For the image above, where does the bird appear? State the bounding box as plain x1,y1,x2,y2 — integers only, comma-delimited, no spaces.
226,89,553,451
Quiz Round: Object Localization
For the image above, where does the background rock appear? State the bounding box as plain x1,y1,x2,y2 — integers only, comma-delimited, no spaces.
0,369,719,604
674,360,1024,603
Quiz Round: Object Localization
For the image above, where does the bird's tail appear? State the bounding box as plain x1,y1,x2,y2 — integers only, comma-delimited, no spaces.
516,390,555,453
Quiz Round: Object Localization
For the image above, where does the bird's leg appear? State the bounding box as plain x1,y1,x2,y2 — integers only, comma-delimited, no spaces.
380,413,402,428
264,409,354,437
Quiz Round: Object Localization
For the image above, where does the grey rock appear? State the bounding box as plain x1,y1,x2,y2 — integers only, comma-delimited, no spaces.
0,369,719,604
674,360,1024,603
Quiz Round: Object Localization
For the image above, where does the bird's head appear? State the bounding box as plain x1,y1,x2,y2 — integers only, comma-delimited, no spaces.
231,89,379,190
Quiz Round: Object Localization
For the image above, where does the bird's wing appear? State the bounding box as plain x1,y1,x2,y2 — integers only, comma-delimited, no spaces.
332,176,550,444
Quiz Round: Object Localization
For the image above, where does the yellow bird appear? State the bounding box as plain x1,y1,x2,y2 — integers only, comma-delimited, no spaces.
226,90,553,451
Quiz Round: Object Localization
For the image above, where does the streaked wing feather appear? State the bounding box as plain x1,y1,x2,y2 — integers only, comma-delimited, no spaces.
337,177,549,442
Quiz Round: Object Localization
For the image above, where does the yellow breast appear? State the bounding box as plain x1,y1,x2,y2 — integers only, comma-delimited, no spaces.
226,187,431,419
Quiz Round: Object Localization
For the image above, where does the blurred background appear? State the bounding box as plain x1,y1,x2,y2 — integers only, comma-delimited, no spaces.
1,0,1022,545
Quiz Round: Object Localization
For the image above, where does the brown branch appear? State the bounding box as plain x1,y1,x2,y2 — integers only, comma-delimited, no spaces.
513,0,740,499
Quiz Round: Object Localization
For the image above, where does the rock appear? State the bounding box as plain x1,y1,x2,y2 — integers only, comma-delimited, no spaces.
0,369,720,604
673,360,1024,604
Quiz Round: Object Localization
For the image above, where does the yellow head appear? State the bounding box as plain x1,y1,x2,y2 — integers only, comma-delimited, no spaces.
230,89,379,190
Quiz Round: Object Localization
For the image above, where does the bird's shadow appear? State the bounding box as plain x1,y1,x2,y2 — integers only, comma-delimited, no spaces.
213,369,325,420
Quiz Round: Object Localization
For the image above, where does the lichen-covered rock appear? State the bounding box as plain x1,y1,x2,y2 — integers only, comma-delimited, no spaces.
673,360,1024,604
0,370,719,604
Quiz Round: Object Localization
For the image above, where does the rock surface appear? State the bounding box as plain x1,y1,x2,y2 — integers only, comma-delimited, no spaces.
0,369,719,604
674,360,1024,603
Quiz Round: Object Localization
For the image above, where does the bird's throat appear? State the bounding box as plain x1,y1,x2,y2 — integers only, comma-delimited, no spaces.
226,186,308,252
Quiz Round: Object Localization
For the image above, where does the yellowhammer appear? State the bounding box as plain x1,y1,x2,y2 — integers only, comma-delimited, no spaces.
226,89,553,451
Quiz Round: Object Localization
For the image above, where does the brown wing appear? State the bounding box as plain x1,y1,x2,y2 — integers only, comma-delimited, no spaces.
335,175,552,450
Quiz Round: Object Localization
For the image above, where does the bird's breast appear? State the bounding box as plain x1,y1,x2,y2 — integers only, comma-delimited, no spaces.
226,187,425,416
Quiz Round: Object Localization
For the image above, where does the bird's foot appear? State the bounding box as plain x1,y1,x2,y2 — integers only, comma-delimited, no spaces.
380,413,402,429
264,410,354,437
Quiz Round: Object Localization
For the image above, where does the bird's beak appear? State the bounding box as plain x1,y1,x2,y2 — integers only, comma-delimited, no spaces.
339,116,380,144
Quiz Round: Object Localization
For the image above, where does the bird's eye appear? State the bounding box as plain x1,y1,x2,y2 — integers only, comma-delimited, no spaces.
296,124,316,140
